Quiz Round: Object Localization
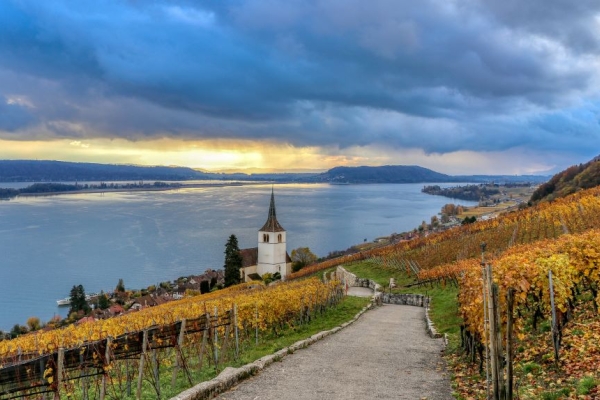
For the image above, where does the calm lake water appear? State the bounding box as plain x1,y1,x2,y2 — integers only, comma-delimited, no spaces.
0,183,475,330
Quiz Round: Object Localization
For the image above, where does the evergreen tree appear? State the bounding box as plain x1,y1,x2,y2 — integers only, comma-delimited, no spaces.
200,280,210,294
224,234,242,287
98,290,110,310
69,284,90,314
116,278,125,292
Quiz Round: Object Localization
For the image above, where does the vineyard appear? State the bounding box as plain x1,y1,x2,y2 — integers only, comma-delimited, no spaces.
0,278,343,399
308,186,600,398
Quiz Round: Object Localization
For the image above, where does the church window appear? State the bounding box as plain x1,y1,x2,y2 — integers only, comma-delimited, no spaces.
264,234,270,243
278,234,282,243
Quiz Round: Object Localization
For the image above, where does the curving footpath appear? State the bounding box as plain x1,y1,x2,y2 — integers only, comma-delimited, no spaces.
215,304,453,400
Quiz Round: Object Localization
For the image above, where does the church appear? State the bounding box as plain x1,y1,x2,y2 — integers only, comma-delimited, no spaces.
239,189,292,282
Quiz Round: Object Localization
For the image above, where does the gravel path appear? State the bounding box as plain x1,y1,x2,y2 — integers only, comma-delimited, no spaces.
216,304,453,400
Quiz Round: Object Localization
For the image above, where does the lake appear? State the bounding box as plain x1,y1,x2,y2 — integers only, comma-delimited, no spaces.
0,183,475,330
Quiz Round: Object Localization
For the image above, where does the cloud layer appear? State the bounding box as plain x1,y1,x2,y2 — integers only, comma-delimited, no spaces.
0,0,599,170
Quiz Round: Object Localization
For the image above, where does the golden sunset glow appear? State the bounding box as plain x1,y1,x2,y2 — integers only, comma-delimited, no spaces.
0,138,557,175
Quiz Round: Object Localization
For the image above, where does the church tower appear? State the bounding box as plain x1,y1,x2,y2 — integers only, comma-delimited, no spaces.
257,188,289,279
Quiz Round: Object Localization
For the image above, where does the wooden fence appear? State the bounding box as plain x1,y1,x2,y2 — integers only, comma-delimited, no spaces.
0,310,233,400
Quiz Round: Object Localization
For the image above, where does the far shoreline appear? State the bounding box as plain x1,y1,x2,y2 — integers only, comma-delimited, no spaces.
8,181,275,198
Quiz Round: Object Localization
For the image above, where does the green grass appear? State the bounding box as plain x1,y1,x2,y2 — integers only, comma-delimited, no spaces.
577,376,598,395
344,260,412,287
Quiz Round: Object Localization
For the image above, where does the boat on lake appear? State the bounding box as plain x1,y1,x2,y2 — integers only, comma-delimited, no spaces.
56,293,99,306
56,297,71,306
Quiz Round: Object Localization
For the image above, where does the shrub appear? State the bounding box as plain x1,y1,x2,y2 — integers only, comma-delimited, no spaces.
577,376,598,395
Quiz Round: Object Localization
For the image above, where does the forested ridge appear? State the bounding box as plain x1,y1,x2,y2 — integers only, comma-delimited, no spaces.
531,154,600,203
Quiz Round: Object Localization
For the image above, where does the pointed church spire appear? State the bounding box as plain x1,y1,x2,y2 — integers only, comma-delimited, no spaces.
260,187,285,232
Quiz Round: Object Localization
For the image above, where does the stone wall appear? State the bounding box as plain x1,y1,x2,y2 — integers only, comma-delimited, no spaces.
380,293,430,307
334,266,382,292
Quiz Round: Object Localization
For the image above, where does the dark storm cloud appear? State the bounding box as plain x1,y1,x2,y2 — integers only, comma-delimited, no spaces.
0,0,599,157
477,0,600,53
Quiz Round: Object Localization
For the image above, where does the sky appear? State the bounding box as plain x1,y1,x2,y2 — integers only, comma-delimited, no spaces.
0,0,599,175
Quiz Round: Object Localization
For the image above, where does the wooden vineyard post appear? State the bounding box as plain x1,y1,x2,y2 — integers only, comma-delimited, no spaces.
214,307,219,364
492,282,505,399
486,264,499,399
152,348,160,398
506,288,515,400
80,348,89,400
255,303,259,345
126,357,132,397
172,319,191,387
549,270,560,363
219,310,232,365
481,243,491,400
40,357,47,400
198,314,209,372
100,337,111,400
136,330,148,400
234,304,239,360
54,348,64,400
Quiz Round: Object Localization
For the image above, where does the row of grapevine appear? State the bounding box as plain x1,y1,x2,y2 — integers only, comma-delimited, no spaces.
456,229,600,343
0,278,340,360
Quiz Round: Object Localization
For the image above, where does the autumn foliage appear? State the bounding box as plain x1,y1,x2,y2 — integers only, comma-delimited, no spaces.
0,278,340,361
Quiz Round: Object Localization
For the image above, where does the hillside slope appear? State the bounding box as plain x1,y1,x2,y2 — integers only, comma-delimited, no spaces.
530,155,600,202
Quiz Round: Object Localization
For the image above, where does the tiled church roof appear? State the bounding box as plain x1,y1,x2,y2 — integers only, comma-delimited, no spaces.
240,247,258,268
260,189,285,232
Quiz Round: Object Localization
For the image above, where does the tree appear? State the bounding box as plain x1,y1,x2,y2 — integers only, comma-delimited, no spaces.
461,216,477,225
291,247,318,272
224,234,243,287
200,280,210,294
69,284,90,315
10,324,27,338
98,291,110,310
116,278,125,293
26,316,41,332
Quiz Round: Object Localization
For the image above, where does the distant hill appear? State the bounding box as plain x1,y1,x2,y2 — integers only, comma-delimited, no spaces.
0,160,210,182
0,160,549,185
308,165,451,184
307,165,548,184
530,155,600,203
